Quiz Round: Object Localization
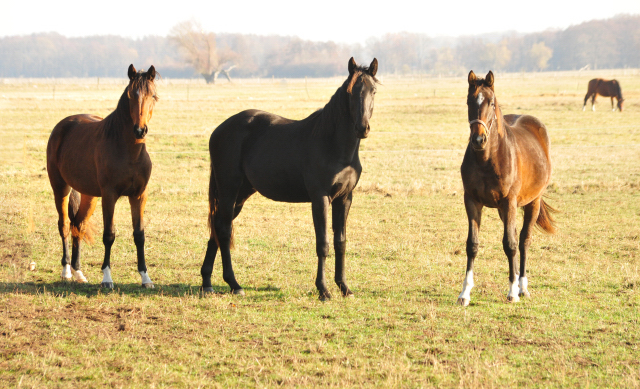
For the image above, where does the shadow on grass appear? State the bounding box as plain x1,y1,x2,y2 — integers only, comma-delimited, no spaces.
0,282,283,299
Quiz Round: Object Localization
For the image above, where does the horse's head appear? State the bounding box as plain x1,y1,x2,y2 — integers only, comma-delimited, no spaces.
346,57,378,139
467,70,497,150
127,64,158,140
618,98,624,112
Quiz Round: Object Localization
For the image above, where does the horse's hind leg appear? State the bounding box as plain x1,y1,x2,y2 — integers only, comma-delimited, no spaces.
68,192,98,283
458,193,482,306
332,192,354,297
202,177,254,293
583,93,591,111
518,198,541,298
591,94,596,111
48,166,72,281
129,190,153,288
213,177,247,295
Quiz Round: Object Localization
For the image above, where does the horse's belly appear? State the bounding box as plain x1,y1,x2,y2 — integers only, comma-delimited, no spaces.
247,170,310,203
61,169,102,197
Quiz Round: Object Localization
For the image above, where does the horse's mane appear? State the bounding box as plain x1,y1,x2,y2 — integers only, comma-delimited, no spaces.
306,64,378,137
103,71,158,138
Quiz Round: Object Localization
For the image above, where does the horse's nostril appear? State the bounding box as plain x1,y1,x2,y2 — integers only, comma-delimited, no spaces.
476,135,484,144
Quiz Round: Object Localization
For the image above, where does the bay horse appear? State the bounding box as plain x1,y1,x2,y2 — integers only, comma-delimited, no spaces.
458,70,556,306
201,57,378,300
46,64,158,288
583,78,624,112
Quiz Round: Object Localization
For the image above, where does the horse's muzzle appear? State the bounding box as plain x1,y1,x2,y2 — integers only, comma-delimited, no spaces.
357,124,370,139
134,126,148,139
470,134,487,150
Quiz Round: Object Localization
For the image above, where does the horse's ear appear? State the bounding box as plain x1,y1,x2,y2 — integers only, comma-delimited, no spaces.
348,57,357,75
468,71,477,86
485,71,494,89
147,65,156,81
368,58,378,77
128,64,137,80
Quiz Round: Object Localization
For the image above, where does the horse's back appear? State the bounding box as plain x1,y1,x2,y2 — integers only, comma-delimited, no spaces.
509,115,550,155
587,78,620,97
211,109,294,138
208,109,315,202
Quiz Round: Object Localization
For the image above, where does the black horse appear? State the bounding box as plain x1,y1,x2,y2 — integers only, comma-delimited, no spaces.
201,57,378,300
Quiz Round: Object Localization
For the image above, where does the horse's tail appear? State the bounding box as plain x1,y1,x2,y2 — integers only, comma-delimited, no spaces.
208,166,234,249
536,198,557,234
68,189,95,244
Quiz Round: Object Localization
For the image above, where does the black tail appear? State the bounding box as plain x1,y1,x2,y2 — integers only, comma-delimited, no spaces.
207,165,234,248
68,189,95,243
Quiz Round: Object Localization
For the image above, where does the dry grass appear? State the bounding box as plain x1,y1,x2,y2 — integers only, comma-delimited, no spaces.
1,69,639,387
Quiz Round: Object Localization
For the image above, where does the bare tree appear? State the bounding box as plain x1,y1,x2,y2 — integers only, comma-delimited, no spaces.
169,20,237,84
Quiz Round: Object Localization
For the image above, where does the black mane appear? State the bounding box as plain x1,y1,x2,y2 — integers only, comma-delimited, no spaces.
306,65,377,137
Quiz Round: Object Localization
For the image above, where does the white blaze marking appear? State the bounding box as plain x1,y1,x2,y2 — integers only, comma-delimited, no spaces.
139,271,152,285
458,270,474,302
102,267,113,284
71,268,87,283
507,278,520,302
477,93,484,106
61,264,72,279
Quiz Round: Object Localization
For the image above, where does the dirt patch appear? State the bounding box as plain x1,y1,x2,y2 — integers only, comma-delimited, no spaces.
0,237,31,267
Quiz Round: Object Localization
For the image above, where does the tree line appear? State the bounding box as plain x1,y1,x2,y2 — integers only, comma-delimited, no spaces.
0,15,638,79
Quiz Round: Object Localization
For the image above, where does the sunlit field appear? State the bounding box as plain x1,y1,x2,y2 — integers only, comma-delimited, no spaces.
1,69,639,387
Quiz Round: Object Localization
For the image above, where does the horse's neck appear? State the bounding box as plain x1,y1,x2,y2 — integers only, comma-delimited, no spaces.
331,122,360,163
315,88,360,163
474,111,510,169
103,90,145,157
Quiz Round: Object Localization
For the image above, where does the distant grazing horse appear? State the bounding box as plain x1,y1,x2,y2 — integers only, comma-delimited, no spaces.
47,64,158,288
583,78,624,112
201,57,378,300
458,70,556,306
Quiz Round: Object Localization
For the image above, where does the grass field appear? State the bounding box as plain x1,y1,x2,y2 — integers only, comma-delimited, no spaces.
1,68,640,387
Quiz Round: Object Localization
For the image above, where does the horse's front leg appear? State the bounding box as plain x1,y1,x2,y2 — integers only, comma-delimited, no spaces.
611,97,615,111
332,192,354,297
501,198,520,302
312,195,331,301
129,191,153,288
458,193,482,306
100,191,118,289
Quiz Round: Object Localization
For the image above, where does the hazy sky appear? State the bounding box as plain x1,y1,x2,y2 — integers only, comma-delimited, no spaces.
2,0,639,43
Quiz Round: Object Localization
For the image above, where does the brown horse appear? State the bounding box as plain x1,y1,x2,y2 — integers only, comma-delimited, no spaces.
583,78,624,112
47,64,158,288
458,70,556,306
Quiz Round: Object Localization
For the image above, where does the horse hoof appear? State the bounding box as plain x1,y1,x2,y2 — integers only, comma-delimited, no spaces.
201,286,214,293
61,277,73,282
142,283,154,289
457,298,470,307
101,282,114,289
318,292,332,301
506,295,520,303
231,288,245,296
519,290,531,298
344,291,355,298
